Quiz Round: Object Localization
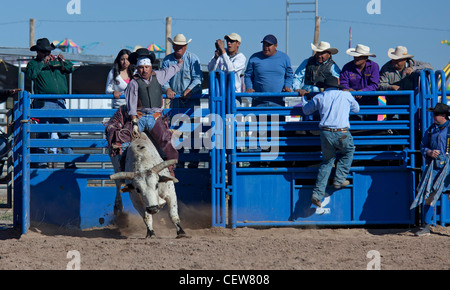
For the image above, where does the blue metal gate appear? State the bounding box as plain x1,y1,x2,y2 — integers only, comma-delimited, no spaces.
11,69,450,234
13,72,223,234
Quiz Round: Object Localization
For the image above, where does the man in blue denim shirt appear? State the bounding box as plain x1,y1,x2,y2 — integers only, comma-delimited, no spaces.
161,34,203,168
302,76,360,207
161,34,203,109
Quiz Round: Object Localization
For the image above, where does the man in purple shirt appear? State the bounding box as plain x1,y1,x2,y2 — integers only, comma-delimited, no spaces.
340,44,379,106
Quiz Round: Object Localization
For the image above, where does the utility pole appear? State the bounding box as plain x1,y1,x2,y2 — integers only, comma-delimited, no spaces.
165,17,172,56
29,18,35,47
285,0,319,55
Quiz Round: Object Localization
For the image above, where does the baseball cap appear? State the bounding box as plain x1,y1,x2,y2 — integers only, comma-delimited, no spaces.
261,34,277,45
225,33,241,43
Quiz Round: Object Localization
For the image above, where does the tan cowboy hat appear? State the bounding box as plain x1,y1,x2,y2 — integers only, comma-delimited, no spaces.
388,46,414,60
346,44,376,57
168,34,192,46
311,41,338,55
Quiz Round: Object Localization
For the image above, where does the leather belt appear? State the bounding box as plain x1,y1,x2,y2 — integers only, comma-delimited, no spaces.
321,127,348,132
137,111,161,120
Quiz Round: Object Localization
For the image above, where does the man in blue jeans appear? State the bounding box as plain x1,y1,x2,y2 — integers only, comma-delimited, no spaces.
302,76,360,207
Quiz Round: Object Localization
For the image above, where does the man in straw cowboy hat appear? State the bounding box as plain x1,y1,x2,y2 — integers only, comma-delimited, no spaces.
340,44,380,105
412,103,450,236
161,33,202,168
379,45,433,96
161,33,202,106
293,41,341,97
25,37,76,169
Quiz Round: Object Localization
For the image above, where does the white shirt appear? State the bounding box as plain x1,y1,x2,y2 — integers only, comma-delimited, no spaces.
105,68,130,108
208,51,246,92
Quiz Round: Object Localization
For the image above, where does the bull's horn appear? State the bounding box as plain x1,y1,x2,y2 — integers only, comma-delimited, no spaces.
110,172,135,180
152,159,178,174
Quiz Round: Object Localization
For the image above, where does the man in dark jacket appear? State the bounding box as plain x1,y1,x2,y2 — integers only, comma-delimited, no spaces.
25,38,75,169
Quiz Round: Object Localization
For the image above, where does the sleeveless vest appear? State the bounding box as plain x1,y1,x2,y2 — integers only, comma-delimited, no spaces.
136,74,163,109
304,56,336,86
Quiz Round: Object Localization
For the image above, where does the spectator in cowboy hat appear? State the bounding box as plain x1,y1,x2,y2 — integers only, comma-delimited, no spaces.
25,37,76,169
340,44,380,98
379,45,433,95
293,41,341,96
340,44,380,116
161,33,203,168
161,33,202,105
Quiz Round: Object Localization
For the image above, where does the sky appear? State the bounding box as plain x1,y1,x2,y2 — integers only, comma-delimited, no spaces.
0,0,449,71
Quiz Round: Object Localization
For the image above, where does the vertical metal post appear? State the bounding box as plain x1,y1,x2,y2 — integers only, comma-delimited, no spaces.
285,0,318,56
21,91,31,234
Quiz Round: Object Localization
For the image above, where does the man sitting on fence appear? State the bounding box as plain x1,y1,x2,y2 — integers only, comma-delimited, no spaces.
379,45,433,104
301,76,360,207
25,38,76,169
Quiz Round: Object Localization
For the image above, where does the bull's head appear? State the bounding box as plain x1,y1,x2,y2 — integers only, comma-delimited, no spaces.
110,159,178,214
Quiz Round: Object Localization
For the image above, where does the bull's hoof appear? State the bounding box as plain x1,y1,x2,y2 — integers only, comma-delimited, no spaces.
146,229,156,238
176,233,191,239
176,227,190,238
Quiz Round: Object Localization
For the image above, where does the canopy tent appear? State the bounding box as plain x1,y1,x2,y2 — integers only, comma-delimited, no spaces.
54,38,82,54
147,43,166,58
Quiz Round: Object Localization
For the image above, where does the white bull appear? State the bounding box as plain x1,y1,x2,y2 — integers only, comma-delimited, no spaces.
109,132,187,238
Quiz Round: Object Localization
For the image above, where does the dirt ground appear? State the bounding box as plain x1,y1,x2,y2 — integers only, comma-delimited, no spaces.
0,206,449,270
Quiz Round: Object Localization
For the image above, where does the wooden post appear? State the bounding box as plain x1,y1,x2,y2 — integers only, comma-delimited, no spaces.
165,17,172,56
313,16,321,47
164,17,172,109
29,18,35,47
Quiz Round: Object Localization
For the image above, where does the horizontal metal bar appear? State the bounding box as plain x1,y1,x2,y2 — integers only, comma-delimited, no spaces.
30,139,107,148
30,154,111,163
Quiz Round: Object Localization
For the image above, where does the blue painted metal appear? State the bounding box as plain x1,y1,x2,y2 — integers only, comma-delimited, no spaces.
13,87,216,233
223,71,418,228
11,69,450,233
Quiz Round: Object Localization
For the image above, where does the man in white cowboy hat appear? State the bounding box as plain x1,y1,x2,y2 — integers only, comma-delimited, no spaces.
340,44,380,106
293,41,341,97
161,33,203,168
208,33,246,94
161,33,202,104
379,45,433,95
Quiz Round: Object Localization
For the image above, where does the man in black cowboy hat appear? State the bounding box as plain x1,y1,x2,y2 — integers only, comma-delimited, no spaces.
302,76,360,207
412,103,450,236
124,48,183,176
25,37,76,169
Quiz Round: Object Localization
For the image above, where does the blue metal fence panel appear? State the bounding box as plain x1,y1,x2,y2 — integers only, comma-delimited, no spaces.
223,71,417,228
13,88,217,233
